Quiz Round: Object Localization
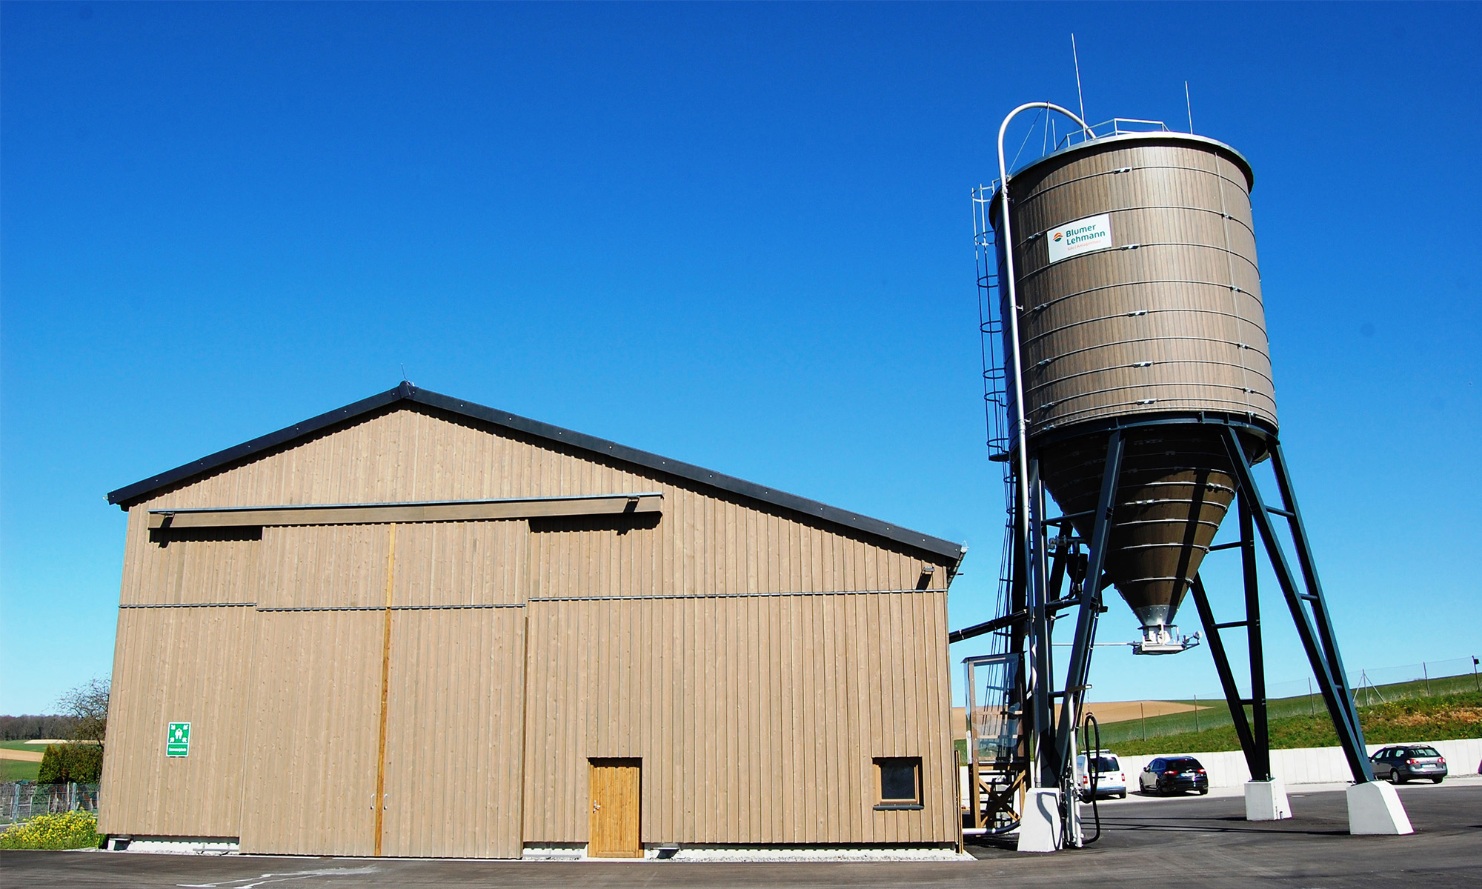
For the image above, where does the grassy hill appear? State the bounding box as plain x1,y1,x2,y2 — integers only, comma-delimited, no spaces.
1106,690,1481,756
1091,674,1478,747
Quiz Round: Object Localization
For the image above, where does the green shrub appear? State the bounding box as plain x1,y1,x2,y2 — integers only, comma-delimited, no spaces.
37,743,103,784
0,810,103,850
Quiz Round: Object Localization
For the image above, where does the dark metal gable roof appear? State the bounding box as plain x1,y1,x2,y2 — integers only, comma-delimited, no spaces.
107,383,966,567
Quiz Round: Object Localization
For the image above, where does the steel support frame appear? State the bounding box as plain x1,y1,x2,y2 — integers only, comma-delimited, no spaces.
1186,493,1271,781
1215,428,1375,783
1013,415,1376,809
1049,432,1121,782
1021,433,1120,806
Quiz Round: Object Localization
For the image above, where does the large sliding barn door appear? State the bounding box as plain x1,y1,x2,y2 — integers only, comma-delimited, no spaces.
240,522,527,858
239,607,385,855
380,607,526,857
240,524,387,856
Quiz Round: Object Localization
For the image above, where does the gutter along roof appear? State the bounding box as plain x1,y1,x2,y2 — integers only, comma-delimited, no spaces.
107,382,967,570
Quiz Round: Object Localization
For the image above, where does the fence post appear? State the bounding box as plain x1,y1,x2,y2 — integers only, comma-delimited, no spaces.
1423,661,1431,697
1193,693,1199,733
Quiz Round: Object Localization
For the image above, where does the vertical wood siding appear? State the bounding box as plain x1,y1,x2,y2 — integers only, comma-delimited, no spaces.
381,608,526,858
238,611,384,856
392,522,528,607
522,590,955,846
98,605,256,837
1005,139,1277,438
258,524,388,609
119,525,261,606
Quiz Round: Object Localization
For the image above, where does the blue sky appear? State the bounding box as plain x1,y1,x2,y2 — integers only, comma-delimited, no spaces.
2,2,1479,715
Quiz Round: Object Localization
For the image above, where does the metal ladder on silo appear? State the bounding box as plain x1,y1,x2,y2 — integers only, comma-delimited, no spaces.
968,183,1028,832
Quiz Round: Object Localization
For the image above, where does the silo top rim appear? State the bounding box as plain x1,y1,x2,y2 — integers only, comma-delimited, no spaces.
1002,130,1254,191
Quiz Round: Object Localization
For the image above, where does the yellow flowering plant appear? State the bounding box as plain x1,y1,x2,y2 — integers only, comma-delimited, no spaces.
0,810,103,850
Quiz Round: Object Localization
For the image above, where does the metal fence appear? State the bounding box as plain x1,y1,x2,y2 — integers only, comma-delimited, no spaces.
1,782,100,826
1237,656,1479,709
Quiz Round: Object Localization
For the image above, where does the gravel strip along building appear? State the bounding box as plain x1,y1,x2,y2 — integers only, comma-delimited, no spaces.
100,383,966,859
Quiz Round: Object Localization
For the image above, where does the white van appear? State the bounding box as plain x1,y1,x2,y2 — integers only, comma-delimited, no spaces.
1075,751,1126,800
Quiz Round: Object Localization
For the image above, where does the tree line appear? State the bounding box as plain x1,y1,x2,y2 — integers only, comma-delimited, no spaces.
0,714,82,741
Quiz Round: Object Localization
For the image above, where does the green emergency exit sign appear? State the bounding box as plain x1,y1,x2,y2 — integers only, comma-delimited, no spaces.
166,722,191,757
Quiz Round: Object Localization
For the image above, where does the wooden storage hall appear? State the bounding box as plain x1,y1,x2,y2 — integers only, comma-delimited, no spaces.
100,384,966,858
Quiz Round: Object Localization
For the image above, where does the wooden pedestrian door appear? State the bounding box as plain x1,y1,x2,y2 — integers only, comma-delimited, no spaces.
588,758,641,858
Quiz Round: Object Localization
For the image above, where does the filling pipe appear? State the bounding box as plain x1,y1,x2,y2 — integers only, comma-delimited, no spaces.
994,103,1094,791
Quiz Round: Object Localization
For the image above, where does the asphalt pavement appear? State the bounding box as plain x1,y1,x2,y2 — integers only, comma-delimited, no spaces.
4,777,1480,889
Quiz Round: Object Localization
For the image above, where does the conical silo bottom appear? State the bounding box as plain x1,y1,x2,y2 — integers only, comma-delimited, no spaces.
1038,427,1264,633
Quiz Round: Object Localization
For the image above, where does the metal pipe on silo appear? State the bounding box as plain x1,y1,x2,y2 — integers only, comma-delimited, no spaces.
992,104,1097,850
996,104,1095,622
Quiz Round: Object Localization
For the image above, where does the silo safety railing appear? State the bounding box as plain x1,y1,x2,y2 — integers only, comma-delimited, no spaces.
1056,118,1172,151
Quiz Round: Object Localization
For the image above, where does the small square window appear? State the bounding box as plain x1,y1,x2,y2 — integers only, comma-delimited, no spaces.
875,757,922,808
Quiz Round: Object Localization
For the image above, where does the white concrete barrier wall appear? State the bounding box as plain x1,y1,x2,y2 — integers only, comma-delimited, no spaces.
1118,738,1482,789
957,738,1482,806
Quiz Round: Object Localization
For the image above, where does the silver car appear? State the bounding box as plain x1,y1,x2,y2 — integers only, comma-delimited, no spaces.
1368,745,1448,784
1075,752,1127,800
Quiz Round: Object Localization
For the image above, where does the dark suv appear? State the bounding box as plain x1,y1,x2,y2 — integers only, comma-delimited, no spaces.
1139,756,1209,795
1369,745,1447,784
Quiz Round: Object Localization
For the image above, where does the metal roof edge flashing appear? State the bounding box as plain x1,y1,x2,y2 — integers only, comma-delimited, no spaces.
105,386,412,507
105,384,966,566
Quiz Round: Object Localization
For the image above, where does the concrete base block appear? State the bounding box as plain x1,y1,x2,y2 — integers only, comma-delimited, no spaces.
1244,778,1292,821
1347,781,1413,835
1016,789,1062,853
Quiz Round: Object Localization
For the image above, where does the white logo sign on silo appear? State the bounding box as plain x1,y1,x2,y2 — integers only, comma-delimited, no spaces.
1047,213,1113,264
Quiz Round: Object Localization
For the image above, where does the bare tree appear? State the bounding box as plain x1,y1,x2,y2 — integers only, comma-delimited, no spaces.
57,676,110,754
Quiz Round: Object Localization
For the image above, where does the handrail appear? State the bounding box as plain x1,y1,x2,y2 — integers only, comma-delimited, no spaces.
1056,117,1173,150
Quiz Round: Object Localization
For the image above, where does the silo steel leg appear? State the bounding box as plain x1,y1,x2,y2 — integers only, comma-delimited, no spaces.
1027,455,1059,790
1240,499,1272,782
1188,574,1263,781
1188,495,1272,782
1267,443,1365,744
1221,429,1374,783
1052,431,1122,779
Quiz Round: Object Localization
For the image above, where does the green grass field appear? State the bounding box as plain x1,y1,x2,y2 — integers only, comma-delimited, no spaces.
1108,690,1482,756
0,741,47,783
0,760,41,782
1092,674,1480,748
955,675,1481,762
1096,684,1476,752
